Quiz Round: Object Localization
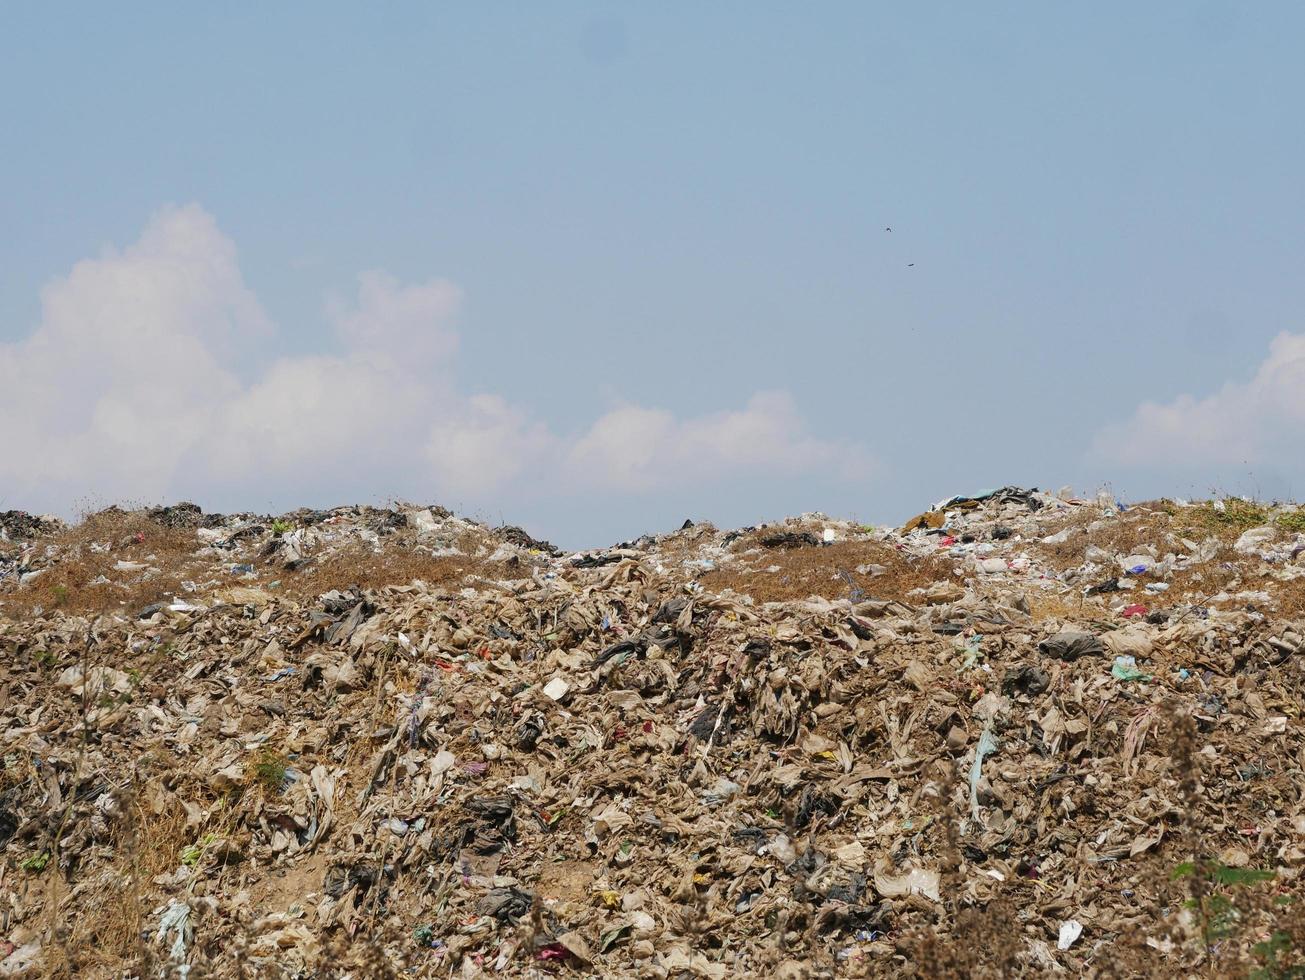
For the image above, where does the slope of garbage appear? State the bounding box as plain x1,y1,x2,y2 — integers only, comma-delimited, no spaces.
1,490,1303,978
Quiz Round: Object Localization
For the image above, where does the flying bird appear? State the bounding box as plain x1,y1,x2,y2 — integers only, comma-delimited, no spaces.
885,227,892,232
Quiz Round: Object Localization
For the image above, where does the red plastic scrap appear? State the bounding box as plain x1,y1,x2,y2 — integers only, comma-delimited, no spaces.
1121,604,1148,618
537,944,571,962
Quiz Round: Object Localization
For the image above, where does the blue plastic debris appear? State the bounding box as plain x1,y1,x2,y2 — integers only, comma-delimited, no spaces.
969,725,999,820
1111,656,1150,682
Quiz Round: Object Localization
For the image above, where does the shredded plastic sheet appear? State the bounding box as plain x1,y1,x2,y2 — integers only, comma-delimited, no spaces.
1057,919,1083,950
156,899,192,962
969,724,1000,821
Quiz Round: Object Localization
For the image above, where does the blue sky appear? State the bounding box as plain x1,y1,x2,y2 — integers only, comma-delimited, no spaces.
3,3,1304,546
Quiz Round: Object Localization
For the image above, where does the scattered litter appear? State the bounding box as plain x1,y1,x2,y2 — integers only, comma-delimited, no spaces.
969,725,999,821
873,864,941,902
542,676,570,701
156,899,192,962
1057,919,1083,950
1038,631,1105,661
1,490,1303,975
1111,655,1151,682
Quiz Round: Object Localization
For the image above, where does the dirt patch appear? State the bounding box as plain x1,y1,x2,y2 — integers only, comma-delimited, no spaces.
537,859,598,904
250,851,332,912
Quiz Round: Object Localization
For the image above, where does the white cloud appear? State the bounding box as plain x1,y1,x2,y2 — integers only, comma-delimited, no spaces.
565,391,870,491
1093,331,1305,467
0,205,261,503
329,270,461,367
0,205,870,524
426,394,557,496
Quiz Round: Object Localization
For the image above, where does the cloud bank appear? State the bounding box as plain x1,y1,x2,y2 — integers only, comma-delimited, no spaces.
0,205,869,528
1093,331,1305,468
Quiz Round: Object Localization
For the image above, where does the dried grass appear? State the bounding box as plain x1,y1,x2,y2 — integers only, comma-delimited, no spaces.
1167,497,1269,537
0,509,203,618
51,882,146,978
1271,577,1305,618
131,796,192,880
0,510,525,623
1035,504,1173,572
1024,592,1089,622
701,539,946,604
280,538,515,598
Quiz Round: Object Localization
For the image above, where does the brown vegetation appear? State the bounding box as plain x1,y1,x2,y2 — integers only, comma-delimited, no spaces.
0,509,203,618
701,538,948,604
282,539,515,598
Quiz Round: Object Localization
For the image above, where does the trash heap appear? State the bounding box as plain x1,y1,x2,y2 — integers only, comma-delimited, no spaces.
1,490,1303,978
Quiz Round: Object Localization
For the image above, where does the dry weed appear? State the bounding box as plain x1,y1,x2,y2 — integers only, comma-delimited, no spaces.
1,509,203,618
280,537,515,598
702,539,946,604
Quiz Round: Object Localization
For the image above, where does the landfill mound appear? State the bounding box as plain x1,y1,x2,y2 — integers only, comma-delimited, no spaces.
1,490,1303,978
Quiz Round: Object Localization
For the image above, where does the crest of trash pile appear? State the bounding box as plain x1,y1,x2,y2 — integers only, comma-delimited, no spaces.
0,489,1302,977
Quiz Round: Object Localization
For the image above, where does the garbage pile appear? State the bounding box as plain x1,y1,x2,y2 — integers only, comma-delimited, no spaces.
1,490,1303,978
